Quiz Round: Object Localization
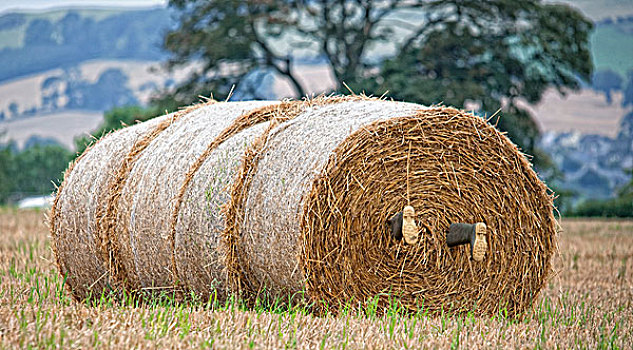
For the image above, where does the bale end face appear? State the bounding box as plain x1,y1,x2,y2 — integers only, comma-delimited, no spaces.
301,107,556,316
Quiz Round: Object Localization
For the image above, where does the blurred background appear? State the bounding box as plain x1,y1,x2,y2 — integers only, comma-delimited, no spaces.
0,0,631,216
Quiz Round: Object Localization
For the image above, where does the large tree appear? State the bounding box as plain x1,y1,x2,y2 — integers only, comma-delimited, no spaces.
353,1,593,163
161,0,500,103
161,0,592,165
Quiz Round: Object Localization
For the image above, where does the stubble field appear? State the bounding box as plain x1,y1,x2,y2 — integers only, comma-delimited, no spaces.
0,209,631,349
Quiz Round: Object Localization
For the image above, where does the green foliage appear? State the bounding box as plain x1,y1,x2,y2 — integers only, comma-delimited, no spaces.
74,105,163,155
0,142,73,204
352,0,592,167
0,104,162,204
158,0,269,105
549,185,577,216
573,197,633,218
617,169,633,199
164,0,512,103
0,142,13,203
163,0,592,170
11,145,72,195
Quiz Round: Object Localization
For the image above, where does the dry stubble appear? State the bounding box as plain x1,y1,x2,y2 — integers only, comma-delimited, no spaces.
0,210,631,349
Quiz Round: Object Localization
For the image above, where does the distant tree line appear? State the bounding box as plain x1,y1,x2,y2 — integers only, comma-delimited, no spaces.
0,138,72,204
572,168,633,217
0,104,163,204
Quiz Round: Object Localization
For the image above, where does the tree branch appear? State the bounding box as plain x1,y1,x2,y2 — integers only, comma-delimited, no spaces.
399,15,447,53
248,19,306,97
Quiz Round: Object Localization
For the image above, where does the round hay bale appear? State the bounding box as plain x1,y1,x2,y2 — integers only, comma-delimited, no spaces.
51,113,175,300
225,99,556,316
169,95,372,300
107,101,277,292
54,96,365,301
173,121,271,300
93,101,217,293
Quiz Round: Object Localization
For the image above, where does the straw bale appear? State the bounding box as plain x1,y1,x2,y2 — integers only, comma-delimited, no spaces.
111,101,276,292
52,95,555,315
173,121,271,300
222,95,376,295
53,98,346,300
171,96,371,299
50,114,174,300
96,102,217,291
226,99,556,316
167,101,303,296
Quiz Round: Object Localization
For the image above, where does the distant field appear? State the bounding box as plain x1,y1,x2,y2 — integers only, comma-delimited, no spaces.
0,111,102,150
0,59,173,117
0,6,632,146
0,66,626,149
526,89,628,137
0,210,630,348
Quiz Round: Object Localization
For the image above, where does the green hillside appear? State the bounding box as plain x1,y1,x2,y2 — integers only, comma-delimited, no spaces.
0,7,171,82
0,8,128,50
592,18,633,77
0,27,21,49
0,6,631,83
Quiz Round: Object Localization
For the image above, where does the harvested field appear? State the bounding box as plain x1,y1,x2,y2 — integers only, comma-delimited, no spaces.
1,210,631,349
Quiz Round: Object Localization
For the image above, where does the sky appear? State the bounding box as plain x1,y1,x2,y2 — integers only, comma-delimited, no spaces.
0,0,167,14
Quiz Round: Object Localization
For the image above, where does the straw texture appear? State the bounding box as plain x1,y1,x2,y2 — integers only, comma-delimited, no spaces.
50,115,173,300
226,100,556,316
169,98,364,299
222,95,376,296
173,121,271,300
228,100,422,296
111,101,274,292
95,102,215,292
